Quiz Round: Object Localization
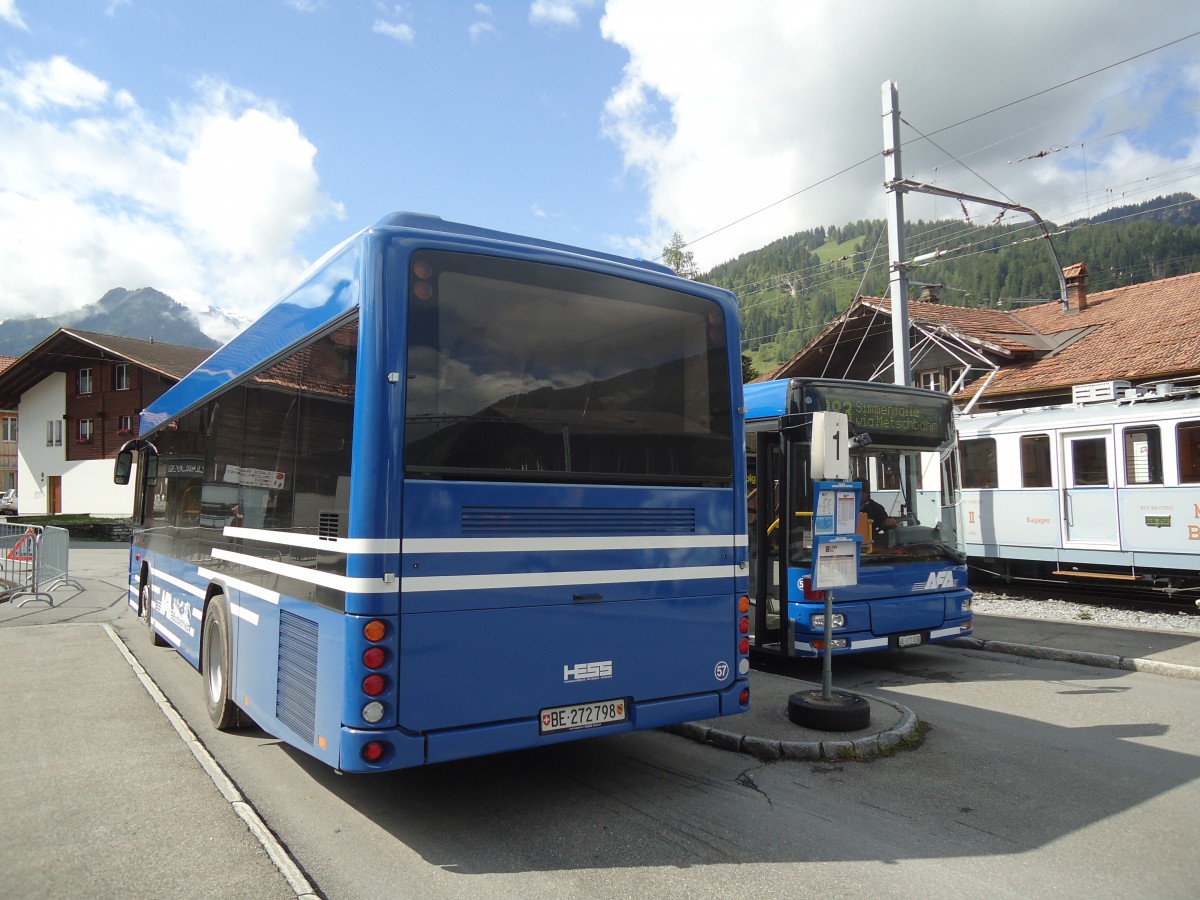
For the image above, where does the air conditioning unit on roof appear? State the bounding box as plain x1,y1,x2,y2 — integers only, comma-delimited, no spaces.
1072,380,1131,404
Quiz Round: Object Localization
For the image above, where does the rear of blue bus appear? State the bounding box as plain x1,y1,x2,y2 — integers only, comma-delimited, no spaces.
342,226,750,770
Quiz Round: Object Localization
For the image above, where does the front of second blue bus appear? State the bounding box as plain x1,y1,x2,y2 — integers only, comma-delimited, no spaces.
342,219,750,771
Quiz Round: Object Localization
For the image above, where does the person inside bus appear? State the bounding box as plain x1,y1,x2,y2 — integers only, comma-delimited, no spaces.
860,484,896,536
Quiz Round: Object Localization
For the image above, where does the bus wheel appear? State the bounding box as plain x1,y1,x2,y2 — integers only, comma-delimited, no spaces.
141,576,167,647
787,689,871,732
201,596,241,730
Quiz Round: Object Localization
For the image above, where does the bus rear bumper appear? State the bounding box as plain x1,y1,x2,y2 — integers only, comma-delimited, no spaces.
338,680,749,772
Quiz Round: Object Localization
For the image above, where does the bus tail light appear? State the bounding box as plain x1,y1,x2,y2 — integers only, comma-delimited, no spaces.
362,674,385,697
362,741,387,764
363,619,386,642
801,576,825,601
739,688,750,706
362,701,385,724
363,646,385,669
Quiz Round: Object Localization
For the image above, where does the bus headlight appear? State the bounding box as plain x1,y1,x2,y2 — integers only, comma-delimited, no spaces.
811,613,845,629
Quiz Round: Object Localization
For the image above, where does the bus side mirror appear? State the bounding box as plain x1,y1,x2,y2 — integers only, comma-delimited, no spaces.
114,450,133,485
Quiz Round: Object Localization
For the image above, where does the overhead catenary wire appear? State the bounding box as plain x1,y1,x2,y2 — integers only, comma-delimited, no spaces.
682,28,1200,265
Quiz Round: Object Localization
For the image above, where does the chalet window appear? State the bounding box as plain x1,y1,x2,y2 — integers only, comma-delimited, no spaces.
78,368,93,395
46,420,63,447
1,417,15,443
916,370,942,392
1123,425,1162,485
1177,421,1200,484
945,366,965,392
1020,434,1052,487
114,364,130,391
118,415,133,434
960,438,998,488
78,419,93,444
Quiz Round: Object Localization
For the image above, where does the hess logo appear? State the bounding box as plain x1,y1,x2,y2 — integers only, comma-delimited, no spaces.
563,660,613,683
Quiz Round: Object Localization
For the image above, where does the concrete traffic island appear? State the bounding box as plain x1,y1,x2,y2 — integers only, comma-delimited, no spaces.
665,669,922,762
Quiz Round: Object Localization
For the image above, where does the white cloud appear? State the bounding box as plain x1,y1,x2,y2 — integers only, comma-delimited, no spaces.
599,0,1200,271
530,0,593,27
0,0,27,31
3,56,109,110
373,17,415,44
0,57,342,330
469,21,495,43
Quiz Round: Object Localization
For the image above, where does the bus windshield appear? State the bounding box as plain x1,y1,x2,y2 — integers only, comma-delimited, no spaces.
787,443,963,567
403,250,733,485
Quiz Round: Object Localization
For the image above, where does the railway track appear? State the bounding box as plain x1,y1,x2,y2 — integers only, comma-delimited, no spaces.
968,574,1200,618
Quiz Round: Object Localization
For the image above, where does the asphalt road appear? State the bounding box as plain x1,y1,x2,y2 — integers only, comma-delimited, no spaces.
4,546,1200,899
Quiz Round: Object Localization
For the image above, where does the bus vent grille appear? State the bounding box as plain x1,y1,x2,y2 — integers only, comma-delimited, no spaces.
277,610,319,744
318,511,341,540
461,506,696,535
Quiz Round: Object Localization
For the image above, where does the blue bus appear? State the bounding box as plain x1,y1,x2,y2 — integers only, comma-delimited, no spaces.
115,213,750,772
743,378,972,657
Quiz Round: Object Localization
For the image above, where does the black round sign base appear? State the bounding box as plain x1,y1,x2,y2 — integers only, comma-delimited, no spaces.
787,689,871,732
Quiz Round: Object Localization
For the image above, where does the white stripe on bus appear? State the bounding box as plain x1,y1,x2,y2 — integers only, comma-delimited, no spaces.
402,534,748,554
401,564,739,593
197,568,281,606
208,547,737,596
222,527,399,554
150,567,207,599
219,526,747,556
210,548,398,594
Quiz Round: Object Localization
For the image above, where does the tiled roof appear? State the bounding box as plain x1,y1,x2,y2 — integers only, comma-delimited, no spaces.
61,330,213,379
865,297,1047,356
758,269,1200,400
977,269,1200,396
0,329,215,407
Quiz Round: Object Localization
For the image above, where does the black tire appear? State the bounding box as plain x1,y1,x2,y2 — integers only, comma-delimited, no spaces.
141,576,167,647
787,689,872,732
201,595,241,730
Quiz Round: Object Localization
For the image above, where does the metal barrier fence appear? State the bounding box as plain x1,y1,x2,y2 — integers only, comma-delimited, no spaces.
0,524,85,607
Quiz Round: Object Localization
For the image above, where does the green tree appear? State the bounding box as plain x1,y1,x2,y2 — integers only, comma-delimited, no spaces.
662,231,699,279
742,354,759,383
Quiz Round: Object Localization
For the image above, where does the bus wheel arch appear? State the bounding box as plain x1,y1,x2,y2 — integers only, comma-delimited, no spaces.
140,565,167,647
200,590,242,730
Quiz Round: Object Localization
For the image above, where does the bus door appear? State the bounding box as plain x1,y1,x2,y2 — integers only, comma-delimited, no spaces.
748,430,785,652
1061,429,1119,547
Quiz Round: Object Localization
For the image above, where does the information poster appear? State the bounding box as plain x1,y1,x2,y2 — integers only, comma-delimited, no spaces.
811,534,861,589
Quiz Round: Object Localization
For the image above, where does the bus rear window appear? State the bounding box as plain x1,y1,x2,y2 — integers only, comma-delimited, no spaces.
403,250,733,484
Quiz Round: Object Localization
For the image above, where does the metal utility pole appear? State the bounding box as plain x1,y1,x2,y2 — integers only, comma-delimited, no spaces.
882,81,912,387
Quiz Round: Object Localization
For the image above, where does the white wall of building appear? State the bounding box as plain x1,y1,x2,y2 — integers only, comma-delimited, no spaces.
16,372,135,517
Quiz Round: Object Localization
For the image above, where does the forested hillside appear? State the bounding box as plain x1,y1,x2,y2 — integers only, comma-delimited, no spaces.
703,193,1200,376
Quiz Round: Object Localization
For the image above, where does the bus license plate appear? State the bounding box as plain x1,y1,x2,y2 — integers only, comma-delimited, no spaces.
898,633,923,648
540,698,627,734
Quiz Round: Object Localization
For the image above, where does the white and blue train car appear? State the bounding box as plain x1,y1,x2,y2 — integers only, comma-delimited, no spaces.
955,382,1200,589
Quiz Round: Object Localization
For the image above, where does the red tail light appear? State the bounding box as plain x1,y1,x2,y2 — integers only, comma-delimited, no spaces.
739,638,750,655
362,741,385,763
739,688,750,705
363,647,385,669
801,576,825,601
362,674,385,697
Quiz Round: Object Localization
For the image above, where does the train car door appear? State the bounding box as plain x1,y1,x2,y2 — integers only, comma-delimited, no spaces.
1060,429,1119,548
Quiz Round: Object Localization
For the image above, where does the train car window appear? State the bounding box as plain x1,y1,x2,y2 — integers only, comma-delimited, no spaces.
1123,426,1163,485
1070,437,1109,486
1178,421,1200,484
960,438,998,489
1020,434,1052,487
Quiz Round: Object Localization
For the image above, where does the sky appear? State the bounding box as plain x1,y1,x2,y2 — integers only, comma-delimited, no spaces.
2,0,1199,340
